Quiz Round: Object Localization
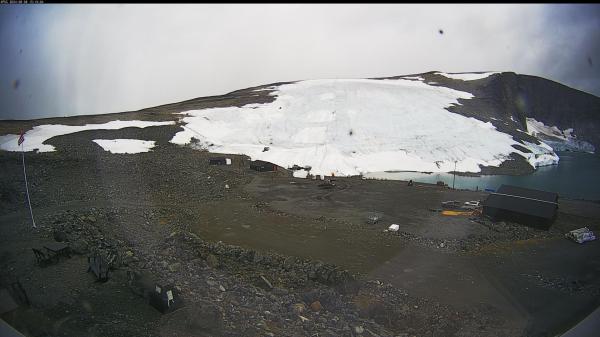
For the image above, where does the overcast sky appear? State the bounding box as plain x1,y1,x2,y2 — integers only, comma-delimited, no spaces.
1,4,599,120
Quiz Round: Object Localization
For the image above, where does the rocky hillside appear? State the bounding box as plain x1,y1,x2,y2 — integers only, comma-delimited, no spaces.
1,72,598,176
415,71,600,152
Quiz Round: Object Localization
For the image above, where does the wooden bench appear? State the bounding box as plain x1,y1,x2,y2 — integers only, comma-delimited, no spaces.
44,242,72,259
32,242,72,267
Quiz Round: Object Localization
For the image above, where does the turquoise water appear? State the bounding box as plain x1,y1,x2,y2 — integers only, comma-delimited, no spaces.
364,152,600,200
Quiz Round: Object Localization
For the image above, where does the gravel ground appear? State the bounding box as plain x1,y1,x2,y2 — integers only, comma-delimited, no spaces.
1,124,599,337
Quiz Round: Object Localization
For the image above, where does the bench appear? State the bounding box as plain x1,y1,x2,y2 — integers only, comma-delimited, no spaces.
32,242,72,267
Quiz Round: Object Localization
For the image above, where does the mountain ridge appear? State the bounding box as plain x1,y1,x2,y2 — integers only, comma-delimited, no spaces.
1,71,598,176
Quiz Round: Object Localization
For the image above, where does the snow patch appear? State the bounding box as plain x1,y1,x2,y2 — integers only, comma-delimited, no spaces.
526,118,595,153
92,139,156,154
170,78,551,176
293,169,309,178
0,120,174,152
400,76,424,81
526,118,565,140
521,141,559,167
436,72,500,81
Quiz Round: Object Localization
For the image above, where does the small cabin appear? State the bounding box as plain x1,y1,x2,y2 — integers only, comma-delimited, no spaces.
209,157,231,166
149,283,184,314
482,184,558,229
250,160,277,172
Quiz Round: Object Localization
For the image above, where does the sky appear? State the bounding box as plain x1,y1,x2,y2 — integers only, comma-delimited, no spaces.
1,4,599,120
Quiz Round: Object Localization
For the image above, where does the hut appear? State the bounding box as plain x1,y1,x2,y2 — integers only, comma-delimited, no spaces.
149,283,184,314
209,157,231,165
250,160,277,172
482,184,558,229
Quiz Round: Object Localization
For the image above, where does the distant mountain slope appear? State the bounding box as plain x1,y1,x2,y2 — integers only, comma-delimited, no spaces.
171,77,557,177
1,72,598,176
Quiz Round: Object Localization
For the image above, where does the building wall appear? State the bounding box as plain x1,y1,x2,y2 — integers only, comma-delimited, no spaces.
483,206,554,229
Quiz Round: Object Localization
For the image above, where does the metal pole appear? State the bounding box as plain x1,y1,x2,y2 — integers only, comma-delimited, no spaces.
452,161,457,189
22,143,36,228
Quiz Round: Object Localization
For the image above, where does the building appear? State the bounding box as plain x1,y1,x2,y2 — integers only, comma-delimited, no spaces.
482,184,558,229
250,160,277,172
208,157,231,165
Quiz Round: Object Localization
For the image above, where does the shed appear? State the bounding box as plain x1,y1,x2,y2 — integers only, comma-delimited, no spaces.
149,283,184,314
482,184,558,229
250,160,277,172
209,157,231,165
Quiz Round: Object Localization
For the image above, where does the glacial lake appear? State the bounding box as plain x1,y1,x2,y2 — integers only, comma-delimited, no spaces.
364,152,600,201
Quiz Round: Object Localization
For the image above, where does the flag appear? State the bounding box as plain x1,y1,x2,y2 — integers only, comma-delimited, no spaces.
18,131,25,146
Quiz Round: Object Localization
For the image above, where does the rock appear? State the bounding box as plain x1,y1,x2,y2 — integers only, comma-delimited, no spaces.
253,252,264,264
283,256,296,270
354,326,364,334
168,262,181,273
190,258,205,266
87,216,97,223
354,294,386,319
53,230,68,242
219,285,226,292
206,254,220,268
290,303,306,315
310,301,322,312
121,251,135,265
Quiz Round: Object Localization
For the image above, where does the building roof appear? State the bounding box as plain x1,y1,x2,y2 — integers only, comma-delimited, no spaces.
497,185,558,203
483,184,558,219
250,160,275,166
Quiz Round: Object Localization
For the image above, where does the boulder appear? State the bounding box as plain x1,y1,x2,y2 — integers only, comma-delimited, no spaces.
168,262,181,273
53,229,68,242
310,301,323,312
205,254,220,269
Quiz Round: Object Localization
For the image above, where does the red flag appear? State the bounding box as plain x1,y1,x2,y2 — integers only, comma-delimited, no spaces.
18,131,25,146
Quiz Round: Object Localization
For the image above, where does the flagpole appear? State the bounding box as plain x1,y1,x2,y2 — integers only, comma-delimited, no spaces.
21,142,36,228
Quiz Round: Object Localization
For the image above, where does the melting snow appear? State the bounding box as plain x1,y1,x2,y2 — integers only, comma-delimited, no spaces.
436,72,500,81
171,78,552,176
0,120,174,152
93,139,156,154
526,118,594,153
293,169,310,178
526,118,572,141
521,141,559,167
400,76,425,81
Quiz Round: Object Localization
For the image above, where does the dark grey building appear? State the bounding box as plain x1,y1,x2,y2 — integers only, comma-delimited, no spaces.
482,184,559,229
209,157,231,165
250,160,277,172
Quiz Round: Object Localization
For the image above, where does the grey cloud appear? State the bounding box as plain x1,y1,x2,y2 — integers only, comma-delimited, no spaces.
0,4,598,120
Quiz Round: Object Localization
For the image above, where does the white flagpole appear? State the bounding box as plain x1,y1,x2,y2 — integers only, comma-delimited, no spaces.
21,142,36,228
